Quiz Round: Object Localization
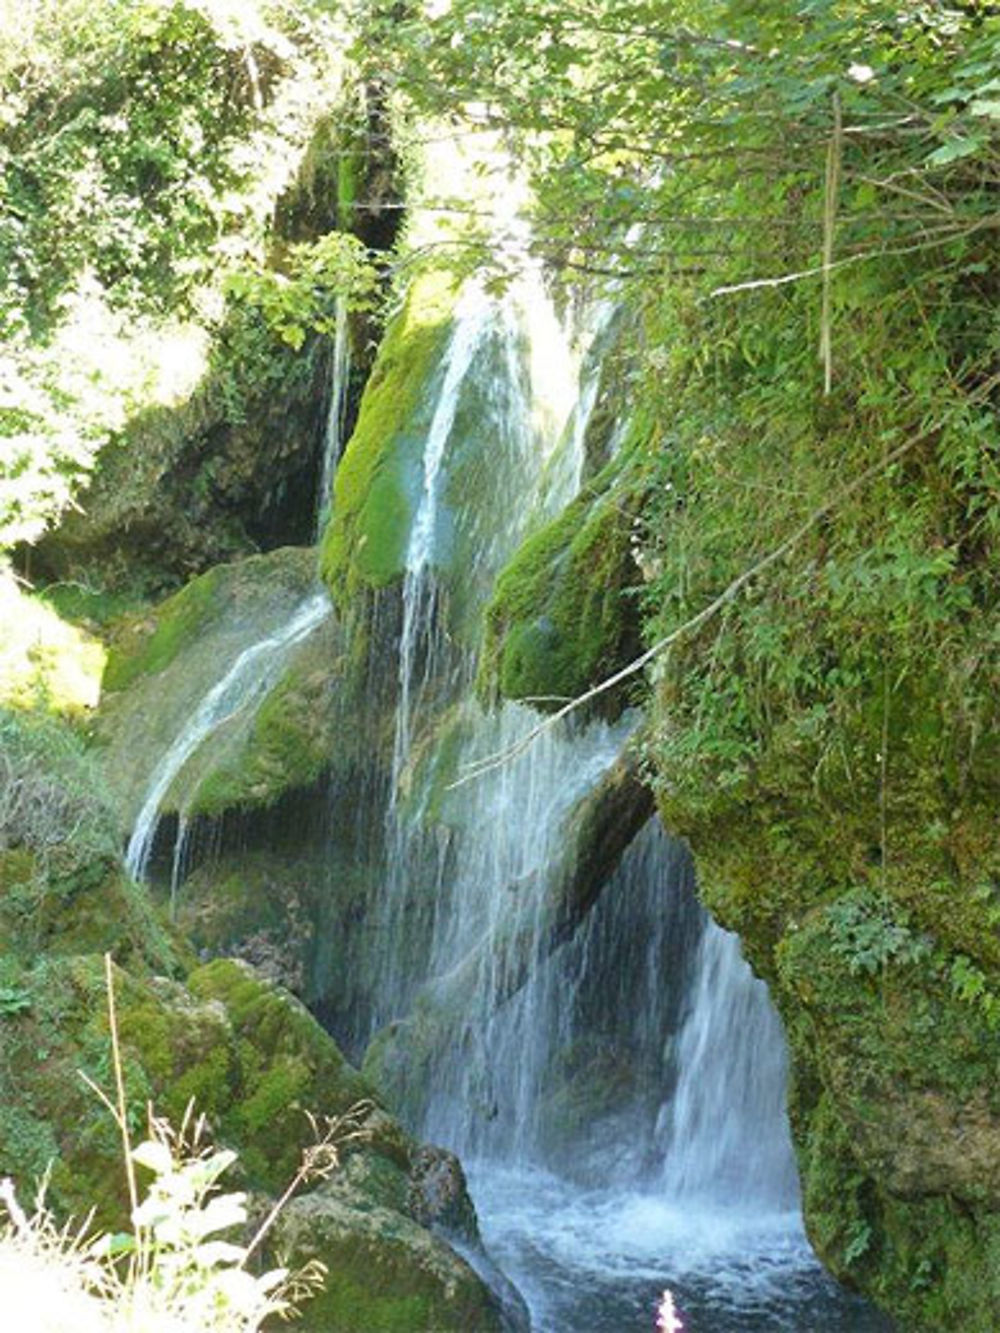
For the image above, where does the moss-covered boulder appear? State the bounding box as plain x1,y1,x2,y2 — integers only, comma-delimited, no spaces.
185,959,385,1187
480,459,644,714
95,547,339,825
0,951,514,1333
776,897,1000,1330
273,1168,509,1333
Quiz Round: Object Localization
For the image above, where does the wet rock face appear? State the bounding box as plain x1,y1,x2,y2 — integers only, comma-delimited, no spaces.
272,1165,508,1333
407,1144,479,1243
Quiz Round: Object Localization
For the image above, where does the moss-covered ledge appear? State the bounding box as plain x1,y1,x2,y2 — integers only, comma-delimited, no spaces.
778,904,1000,1331
479,459,644,714
319,271,458,610
95,546,337,825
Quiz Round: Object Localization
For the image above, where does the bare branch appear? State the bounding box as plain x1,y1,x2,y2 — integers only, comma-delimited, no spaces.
451,419,947,788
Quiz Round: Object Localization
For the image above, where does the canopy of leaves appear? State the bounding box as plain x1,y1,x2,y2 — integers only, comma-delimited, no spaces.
0,0,356,551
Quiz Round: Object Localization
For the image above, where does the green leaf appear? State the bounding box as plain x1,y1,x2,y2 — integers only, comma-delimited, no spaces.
926,136,982,165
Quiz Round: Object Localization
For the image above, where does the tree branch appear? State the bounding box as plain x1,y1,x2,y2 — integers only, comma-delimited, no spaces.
450,419,946,789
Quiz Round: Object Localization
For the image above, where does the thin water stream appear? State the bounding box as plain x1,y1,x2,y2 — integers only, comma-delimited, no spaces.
124,590,329,886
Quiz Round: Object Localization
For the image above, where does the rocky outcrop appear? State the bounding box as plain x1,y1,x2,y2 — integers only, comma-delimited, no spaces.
272,1148,525,1333
479,456,645,716
95,546,339,826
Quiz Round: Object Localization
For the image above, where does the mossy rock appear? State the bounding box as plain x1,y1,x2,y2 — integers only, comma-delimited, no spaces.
480,459,644,714
778,900,1000,1203
186,959,386,1188
274,1180,507,1333
182,612,345,818
95,547,335,825
320,271,458,608
103,546,319,694
800,1090,1000,1332
0,953,391,1224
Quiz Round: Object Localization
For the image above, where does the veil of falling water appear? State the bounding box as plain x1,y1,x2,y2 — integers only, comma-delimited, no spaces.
341,255,891,1331
120,179,890,1326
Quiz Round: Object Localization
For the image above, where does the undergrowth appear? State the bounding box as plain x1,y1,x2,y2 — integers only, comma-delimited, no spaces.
0,954,373,1331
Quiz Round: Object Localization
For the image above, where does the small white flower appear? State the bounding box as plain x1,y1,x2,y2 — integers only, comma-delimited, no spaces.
848,63,875,84
656,1288,684,1332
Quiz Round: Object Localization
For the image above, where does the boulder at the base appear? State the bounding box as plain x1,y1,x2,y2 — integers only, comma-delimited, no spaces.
273,1155,508,1333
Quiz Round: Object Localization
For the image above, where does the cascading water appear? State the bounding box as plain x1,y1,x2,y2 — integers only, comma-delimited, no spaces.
124,590,329,887
333,266,893,1330
657,923,800,1210
369,269,584,1028
315,295,351,540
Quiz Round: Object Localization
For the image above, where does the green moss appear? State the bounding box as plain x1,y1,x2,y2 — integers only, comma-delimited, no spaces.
319,271,458,609
276,1197,504,1333
102,563,226,693
800,1092,1000,1332
187,959,375,1189
480,461,643,712
186,618,341,816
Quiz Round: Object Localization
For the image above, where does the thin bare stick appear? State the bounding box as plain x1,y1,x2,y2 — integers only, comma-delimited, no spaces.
820,91,842,396
708,217,995,298
241,1102,375,1265
450,423,941,788
104,952,137,1216
77,1069,119,1123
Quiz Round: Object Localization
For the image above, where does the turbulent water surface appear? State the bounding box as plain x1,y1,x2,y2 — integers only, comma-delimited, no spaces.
470,1166,894,1333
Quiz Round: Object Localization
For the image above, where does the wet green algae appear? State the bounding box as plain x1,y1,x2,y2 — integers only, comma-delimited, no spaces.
319,271,458,607
479,458,644,713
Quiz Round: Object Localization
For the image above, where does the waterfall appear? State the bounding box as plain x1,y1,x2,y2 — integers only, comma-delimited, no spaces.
330,265,877,1331
348,273,802,1219
369,270,585,1028
315,296,351,540
124,590,329,884
657,922,800,1211
391,284,495,783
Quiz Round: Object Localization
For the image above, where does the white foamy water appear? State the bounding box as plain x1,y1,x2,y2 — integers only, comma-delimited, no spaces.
468,1165,892,1333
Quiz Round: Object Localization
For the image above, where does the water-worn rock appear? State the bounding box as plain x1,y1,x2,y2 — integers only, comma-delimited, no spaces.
273,1174,507,1333
95,546,340,825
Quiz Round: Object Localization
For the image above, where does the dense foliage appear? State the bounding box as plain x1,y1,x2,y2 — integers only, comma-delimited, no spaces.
0,0,357,551
361,0,1000,829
